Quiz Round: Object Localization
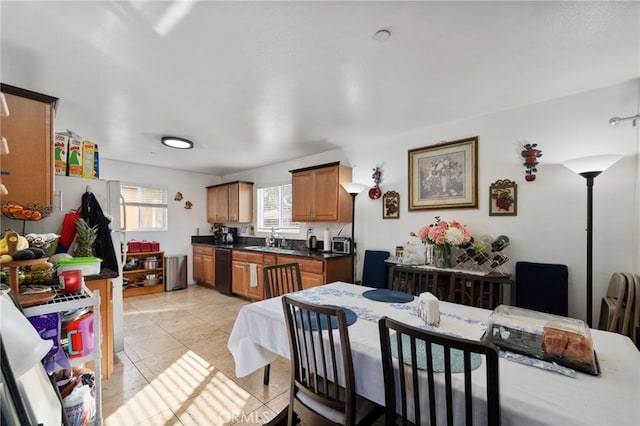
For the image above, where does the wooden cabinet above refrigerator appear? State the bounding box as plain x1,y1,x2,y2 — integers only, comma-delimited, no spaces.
0,84,58,212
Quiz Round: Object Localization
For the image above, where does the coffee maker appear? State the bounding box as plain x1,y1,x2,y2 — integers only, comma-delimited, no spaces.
225,227,238,244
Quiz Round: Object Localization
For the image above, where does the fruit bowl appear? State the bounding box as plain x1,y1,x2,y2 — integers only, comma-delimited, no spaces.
1,201,52,221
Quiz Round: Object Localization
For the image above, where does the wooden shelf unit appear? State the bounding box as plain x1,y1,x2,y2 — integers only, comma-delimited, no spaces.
123,251,165,297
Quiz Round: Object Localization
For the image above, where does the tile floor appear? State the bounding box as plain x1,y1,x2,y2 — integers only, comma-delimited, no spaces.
102,285,292,425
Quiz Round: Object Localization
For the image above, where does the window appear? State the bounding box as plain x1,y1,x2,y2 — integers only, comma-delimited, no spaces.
257,184,299,232
121,184,168,231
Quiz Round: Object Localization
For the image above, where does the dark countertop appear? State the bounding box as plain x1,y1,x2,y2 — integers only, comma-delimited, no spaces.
191,240,350,261
86,268,119,281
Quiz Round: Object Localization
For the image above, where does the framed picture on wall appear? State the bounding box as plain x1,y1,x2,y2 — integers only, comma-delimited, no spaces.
408,136,479,210
489,179,517,216
382,190,399,219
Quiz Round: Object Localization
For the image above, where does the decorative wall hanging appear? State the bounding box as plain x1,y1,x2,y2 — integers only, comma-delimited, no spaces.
521,143,542,181
369,166,382,199
174,191,183,201
382,190,400,219
184,200,193,209
489,179,517,216
408,136,478,210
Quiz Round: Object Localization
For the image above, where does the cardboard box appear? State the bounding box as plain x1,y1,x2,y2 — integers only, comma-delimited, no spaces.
82,140,96,179
67,137,83,177
54,133,68,176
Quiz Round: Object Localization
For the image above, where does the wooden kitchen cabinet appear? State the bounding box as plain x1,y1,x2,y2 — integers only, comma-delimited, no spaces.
85,278,114,379
193,245,215,287
290,162,352,222
207,181,253,223
277,255,352,289
0,84,58,210
231,250,264,300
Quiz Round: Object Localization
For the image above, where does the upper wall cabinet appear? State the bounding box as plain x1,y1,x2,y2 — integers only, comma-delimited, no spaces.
290,162,353,222
207,181,253,223
0,84,58,211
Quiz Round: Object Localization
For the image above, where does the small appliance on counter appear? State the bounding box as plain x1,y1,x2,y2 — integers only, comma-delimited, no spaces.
331,237,352,255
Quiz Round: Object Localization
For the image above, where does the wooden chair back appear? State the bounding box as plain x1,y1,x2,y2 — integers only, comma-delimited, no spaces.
391,265,440,298
378,316,500,426
264,262,303,299
282,295,356,425
448,273,513,309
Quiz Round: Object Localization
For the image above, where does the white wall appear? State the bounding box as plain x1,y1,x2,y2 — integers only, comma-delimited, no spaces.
99,159,220,285
225,80,639,324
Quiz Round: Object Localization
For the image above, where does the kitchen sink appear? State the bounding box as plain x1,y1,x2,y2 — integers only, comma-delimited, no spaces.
243,246,300,255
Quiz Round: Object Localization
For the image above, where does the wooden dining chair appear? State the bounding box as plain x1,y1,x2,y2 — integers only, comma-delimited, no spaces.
281,296,383,426
378,316,500,426
262,262,303,385
626,273,640,346
391,265,440,298
448,273,513,309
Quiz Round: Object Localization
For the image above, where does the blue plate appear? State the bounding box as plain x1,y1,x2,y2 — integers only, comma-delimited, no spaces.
295,305,357,330
363,289,414,303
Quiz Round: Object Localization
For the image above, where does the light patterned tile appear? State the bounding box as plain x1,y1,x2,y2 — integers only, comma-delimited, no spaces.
103,383,171,425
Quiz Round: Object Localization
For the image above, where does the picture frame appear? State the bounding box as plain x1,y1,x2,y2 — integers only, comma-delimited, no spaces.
489,179,517,216
408,136,479,210
382,190,400,219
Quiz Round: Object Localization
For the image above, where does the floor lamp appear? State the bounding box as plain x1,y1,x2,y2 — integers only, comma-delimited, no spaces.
562,154,623,327
341,182,368,283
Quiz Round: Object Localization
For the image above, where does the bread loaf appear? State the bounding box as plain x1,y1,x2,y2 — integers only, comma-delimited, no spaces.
543,322,593,364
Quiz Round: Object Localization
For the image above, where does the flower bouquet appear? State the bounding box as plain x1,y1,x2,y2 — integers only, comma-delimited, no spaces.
412,217,472,268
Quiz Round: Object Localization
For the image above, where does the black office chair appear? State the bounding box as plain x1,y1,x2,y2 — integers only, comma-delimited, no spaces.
262,263,303,385
361,250,390,288
282,296,383,425
378,316,500,426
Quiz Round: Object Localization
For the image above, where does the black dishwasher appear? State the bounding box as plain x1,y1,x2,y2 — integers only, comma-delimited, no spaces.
214,248,232,295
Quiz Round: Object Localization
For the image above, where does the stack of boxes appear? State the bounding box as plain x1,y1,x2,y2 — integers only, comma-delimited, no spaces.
54,132,99,179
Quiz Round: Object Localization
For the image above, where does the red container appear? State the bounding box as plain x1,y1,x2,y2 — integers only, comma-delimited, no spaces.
59,270,84,293
150,241,160,251
127,240,141,253
140,240,151,252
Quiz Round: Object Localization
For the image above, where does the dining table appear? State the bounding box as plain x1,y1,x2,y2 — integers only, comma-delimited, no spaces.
227,282,640,425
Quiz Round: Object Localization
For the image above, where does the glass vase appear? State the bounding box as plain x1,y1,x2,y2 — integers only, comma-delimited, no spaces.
434,244,452,268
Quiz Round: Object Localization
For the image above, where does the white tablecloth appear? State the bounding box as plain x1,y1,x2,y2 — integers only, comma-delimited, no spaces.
227,282,640,426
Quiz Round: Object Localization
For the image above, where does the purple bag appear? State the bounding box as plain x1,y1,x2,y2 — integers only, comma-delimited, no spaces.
27,312,71,376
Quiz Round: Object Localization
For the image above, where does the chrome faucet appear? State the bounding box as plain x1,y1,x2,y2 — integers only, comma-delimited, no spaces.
267,227,276,247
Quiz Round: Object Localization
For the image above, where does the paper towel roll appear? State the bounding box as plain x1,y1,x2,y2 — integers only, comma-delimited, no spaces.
323,228,331,252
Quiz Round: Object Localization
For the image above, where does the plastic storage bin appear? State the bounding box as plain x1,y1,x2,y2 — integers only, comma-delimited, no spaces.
484,305,599,375
56,257,102,276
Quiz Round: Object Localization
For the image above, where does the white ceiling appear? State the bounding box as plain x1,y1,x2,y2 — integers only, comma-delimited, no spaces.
2,1,638,176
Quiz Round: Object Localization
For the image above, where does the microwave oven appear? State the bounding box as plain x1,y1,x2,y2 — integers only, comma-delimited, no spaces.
331,237,352,255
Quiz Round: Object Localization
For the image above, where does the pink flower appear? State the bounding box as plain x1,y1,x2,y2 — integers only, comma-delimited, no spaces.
414,217,472,247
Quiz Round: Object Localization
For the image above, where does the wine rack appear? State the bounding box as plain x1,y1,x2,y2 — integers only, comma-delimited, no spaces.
452,234,510,274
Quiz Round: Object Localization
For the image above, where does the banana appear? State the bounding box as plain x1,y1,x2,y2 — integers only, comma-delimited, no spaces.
31,262,53,271
0,229,29,254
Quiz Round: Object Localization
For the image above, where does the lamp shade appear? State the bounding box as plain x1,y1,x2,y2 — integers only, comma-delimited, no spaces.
0,295,52,377
562,154,623,175
341,182,368,194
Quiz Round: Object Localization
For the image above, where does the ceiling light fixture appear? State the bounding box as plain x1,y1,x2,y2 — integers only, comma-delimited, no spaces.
161,136,194,149
608,114,640,126
373,29,391,42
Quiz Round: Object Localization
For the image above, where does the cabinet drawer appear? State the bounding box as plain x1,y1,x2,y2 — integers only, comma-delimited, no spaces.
233,250,263,264
193,245,214,256
278,255,324,274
